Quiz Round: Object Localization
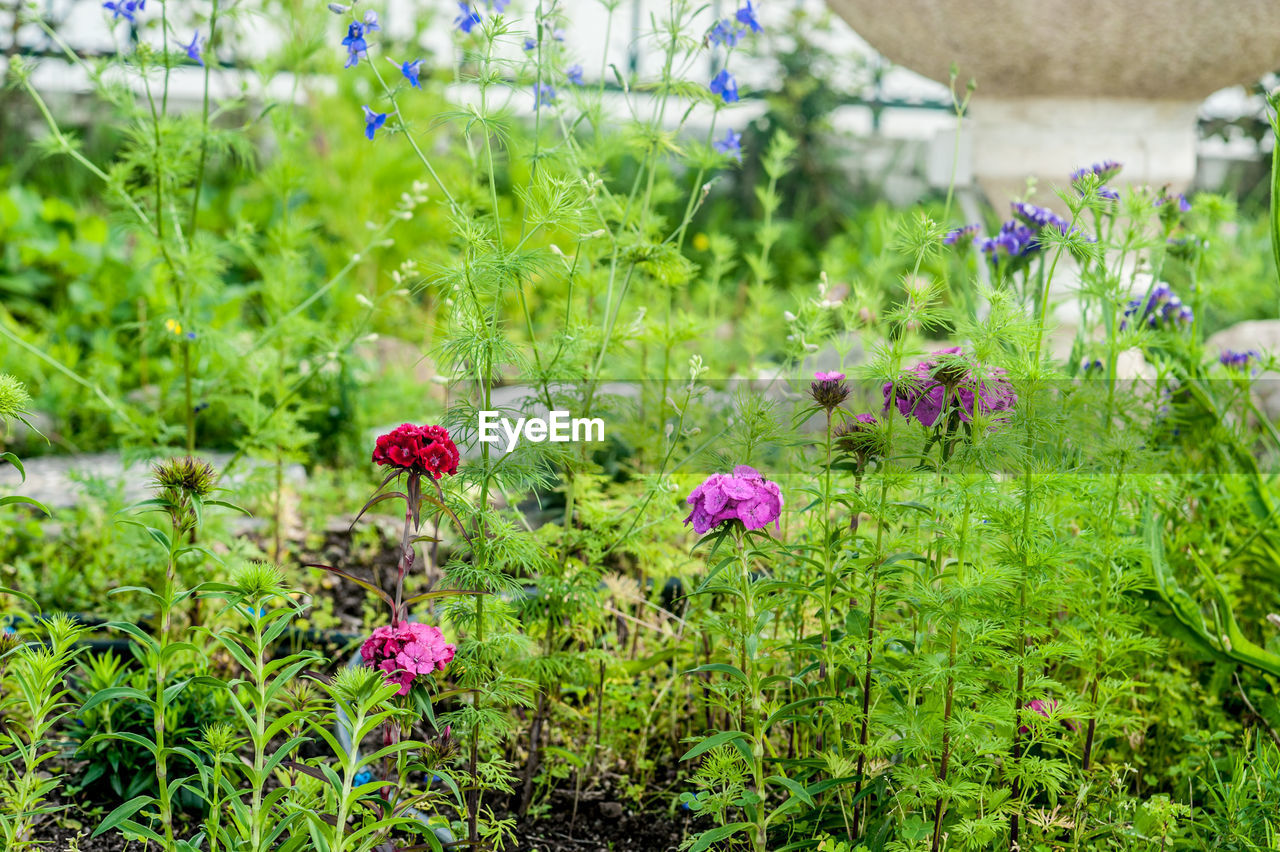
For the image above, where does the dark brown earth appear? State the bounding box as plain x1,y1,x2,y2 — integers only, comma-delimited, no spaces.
33,796,693,852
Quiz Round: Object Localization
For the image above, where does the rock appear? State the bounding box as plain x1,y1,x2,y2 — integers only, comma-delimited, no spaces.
824,0,1280,99
0,450,305,513
824,0,1280,205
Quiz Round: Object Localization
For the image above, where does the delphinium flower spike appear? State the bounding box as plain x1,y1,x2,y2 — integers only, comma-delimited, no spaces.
362,105,391,140
181,31,204,66
713,128,742,161
390,57,423,89
454,2,481,32
736,1,763,32
710,69,739,103
103,0,141,21
342,21,367,68
533,82,557,108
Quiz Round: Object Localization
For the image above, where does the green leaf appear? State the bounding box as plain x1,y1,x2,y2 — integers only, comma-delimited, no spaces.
767,773,814,806
82,686,150,713
685,662,749,685
92,794,154,837
688,823,750,852
1,452,26,481
0,494,50,515
680,729,749,762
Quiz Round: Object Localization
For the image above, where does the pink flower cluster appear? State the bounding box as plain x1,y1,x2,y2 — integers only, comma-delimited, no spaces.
360,621,456,696
684,465,784,536
883,347,1017,428
372,423,460,479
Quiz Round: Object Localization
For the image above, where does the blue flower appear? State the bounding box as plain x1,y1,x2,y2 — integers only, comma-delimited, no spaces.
566,64,584,86
523,37,536,51
709,69,738,103
1080,358,1104,373
1097,186,1119,200
353,769,374,786
181,30,204,66
488,0,509,11
363,10,380,32
454,2,481,32
735,1,763,33
363,105,389,140
342,21,367,68
709,19,740,47
1155,192,1191,212
553,28,565,41
103,0,140,21
394,57,423,89
713,128,742,161
533,83,557,108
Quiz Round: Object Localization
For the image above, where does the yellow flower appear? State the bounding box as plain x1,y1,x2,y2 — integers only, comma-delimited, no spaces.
165,318,183,335
691,233,710,252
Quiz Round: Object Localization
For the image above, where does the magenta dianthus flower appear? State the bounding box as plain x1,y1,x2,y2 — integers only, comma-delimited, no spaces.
361,621,456,696
684,465,783,536
883,347,1017,429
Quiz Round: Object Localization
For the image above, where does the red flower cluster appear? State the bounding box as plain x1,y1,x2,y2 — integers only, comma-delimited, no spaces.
372,423,459,479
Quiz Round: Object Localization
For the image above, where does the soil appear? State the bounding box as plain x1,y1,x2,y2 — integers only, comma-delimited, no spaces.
32,797,693,852
509,785,692,852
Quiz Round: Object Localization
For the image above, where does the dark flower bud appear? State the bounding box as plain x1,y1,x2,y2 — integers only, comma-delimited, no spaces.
809,371,850,412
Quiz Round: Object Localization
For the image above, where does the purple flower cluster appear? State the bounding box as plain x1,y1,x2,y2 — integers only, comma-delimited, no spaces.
1122,282,1193,331
1070,160,1122,184
976,201,1088,267
977,220,1037,262
883,347,1017,429
684,465,783,535
1080,358,1104,373
1156,192,1192,213
1219,349,1260,371
1011,201,1071,232
943,223,980,248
